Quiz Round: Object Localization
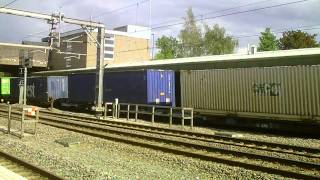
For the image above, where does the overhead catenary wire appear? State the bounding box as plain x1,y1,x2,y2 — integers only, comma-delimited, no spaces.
21,0,150,40
13,0,318,59
91,0,150,20
88,25,320,56
1,0,19,8
151,0,275,27
21,0,311,40
111,0,314,36
151,0,312,31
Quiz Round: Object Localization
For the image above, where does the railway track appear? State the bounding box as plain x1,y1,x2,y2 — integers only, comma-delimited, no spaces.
0,150,62,179
40,109,320,159
0,107,319,179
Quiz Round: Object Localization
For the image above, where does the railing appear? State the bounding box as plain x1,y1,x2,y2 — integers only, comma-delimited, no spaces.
104,102,117,119
5,105,39,138
110,103,194,129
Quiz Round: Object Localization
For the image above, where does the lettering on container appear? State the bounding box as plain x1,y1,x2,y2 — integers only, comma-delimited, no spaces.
253,83,281,96
27,84,35,98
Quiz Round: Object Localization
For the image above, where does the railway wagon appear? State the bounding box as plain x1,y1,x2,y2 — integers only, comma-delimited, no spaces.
180,65,320,122
68,69,176,107
0,76,68,104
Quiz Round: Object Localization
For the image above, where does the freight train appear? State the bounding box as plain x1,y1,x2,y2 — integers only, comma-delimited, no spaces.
1,66,320,134
0,69,176,108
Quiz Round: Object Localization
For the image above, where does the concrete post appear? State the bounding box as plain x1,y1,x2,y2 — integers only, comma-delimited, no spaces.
169,107,172,127
23,67,27,105
135,105,138,121
182,109,185,128
127,104,130,120
7,105,11,133
151,106,155,125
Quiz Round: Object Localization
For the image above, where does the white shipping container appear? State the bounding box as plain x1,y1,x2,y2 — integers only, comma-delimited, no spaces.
180,65,320,121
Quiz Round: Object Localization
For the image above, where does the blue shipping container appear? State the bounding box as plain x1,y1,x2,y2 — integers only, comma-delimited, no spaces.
147,70,175,106
104,70,176,106
68,73,96,103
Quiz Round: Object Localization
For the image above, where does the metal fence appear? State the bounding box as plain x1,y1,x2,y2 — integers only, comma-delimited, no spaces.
6,105,39,138
105,102,194,129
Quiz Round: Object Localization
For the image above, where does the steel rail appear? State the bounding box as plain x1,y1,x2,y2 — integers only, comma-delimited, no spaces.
39,109,320,156
0,110,319,179
0,106,319,157
0,150,63,179
39,117,320,179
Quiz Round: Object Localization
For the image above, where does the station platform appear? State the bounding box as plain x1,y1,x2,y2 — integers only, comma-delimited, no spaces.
0,165,26,180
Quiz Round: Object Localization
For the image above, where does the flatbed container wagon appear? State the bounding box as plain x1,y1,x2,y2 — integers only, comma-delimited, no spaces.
0,76,68,104
68,70,176,106
180,65,320,121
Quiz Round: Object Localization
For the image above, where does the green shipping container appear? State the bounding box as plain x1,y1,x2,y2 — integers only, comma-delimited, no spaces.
1,78,11,95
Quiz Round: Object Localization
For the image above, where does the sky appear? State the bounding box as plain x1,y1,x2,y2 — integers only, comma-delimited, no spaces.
0,0,319,53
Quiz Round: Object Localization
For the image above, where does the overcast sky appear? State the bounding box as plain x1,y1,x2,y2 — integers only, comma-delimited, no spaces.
0,0,319,52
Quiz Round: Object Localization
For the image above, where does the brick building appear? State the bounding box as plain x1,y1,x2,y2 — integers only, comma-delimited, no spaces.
0,42,49,68
48,25,151,70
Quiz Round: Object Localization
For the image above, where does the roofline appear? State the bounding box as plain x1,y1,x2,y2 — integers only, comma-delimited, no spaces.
0,42,51,50
33,47,320,74
107,47,320,68
60,28,151,40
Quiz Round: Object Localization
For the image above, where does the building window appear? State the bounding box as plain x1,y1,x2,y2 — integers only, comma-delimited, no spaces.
65,57,72,68
105,40,114,45
105,33,115,39
66,42,72,52
104,33,115,60
105,47,114,51
104,53,114,59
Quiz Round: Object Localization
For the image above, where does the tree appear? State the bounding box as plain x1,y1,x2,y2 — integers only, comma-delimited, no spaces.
155,36,180,60
279,30,319,50
203,24,238,55
156,7,240,59
258,28,278,51
179,7,203,57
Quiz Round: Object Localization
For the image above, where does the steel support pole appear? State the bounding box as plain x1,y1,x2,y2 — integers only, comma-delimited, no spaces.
23,67,27,105
0,8,104,28
95,27,105,116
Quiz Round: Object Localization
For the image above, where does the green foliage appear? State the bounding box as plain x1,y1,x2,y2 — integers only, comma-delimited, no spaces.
258,28,279,51
203,24,238,55
279,30,319,50
155,36,180,60
156,8,238,59
178,7,203,57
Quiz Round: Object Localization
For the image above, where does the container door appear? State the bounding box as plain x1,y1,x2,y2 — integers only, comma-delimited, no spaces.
48,76,68,100
147,70,175,106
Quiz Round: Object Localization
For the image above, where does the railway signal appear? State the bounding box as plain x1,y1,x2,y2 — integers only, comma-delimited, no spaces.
23,58,32,68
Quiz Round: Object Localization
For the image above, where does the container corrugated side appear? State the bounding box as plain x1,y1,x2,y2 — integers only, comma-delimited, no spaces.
147,70,176,106
47,76,68,100
69,73,96,103
9,77,20,103
180,65,320,120
26,77,48,102
104,71,148,104
4,77,49,103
